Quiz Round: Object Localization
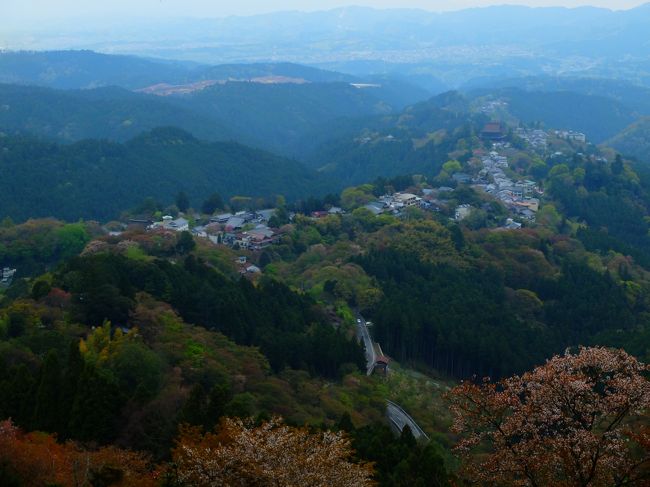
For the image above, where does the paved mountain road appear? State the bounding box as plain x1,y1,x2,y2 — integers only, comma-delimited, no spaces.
355,312,429,442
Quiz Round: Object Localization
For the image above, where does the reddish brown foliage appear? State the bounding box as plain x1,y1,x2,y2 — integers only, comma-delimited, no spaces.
448,347,650,486
0,419,157,486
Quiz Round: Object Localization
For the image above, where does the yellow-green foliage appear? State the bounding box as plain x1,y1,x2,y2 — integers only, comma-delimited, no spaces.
368,220,461,266
125,293,386,427
384,361,455,447
124,245,148,261
341,185,375,210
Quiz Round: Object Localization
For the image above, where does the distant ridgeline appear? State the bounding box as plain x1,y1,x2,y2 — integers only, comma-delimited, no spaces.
0,55,427,156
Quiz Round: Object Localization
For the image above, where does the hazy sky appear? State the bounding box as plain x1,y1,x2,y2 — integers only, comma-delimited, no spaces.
4,0,648,27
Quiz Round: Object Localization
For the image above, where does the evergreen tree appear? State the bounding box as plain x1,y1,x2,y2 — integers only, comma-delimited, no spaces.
68,364,122,444
59,340,84,438
204,383,232,430
32,350,62,433
201,193,223,215
178,384,207,427
337,412,355,432
6,365,36,428
175,191,190,213
258,251,272,268
399,425,416,449
175,231,196,255
612,154,624,175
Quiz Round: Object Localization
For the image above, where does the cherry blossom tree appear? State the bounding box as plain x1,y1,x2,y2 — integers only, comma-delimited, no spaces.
448,347,650,486
171,416,374,486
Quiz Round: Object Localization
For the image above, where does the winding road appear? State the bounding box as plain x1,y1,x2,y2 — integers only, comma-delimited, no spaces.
386,400,430,441
355,312,429,442
355,314,376,376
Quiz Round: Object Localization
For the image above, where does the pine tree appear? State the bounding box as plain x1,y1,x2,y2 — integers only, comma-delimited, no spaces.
175,191,190,213
6,365,36,429
612,154,624,175
337,412,355,432
178,384,207,428
175,231,196,255
201,193,223,215
59,340,84,438
32,350,62,433
204,383,232,430
68,364,122,444
399,424,416,449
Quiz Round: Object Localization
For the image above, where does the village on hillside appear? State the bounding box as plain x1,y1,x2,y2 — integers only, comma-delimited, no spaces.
106,119,591,271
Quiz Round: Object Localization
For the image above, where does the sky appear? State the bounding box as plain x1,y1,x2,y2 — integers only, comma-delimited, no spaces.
4,0,648,28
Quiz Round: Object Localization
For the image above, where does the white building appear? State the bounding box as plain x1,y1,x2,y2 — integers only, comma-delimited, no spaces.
455,205,472,221
393,193,421,207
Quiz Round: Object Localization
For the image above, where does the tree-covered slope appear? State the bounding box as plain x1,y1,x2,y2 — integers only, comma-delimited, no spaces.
0,83,237,143
304,91,482,185
0,50,383,86
0,51,353,89
0,79,413,155
464,76,650,115
606,117,650,163
0,128,329,221
0,50,195,89
166,81,396,156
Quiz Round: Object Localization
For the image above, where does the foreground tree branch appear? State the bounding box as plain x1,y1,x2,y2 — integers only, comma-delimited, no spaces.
448,347,650,486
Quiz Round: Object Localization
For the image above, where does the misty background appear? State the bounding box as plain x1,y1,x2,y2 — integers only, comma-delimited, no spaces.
2,1,650,185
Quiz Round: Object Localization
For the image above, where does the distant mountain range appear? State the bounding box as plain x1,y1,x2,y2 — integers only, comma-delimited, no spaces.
0,50,429,107
0,50,355,90
2,48,650,195
7,5,650,87
0,80,414,156
0,50,433,155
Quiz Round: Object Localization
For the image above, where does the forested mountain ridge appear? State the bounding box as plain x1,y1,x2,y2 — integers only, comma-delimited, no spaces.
0,83,238,143
0,50,355,90
169,81,401,156
463,75,650,115
606,117,650,163
304,91,483,184
0,50,194,89
0,128,330,221
0,76,424,155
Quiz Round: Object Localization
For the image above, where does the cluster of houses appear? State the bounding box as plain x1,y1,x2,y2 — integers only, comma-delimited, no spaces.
555,130,587,144
350,165,541,228
149,216,190,232
147,209,284,251
0,267,16,287
310,207,345,219
234,255,262,275
356,134,398,145
363,192,423,216
514,127,548,150
480,100,508,114
467,151,541,224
